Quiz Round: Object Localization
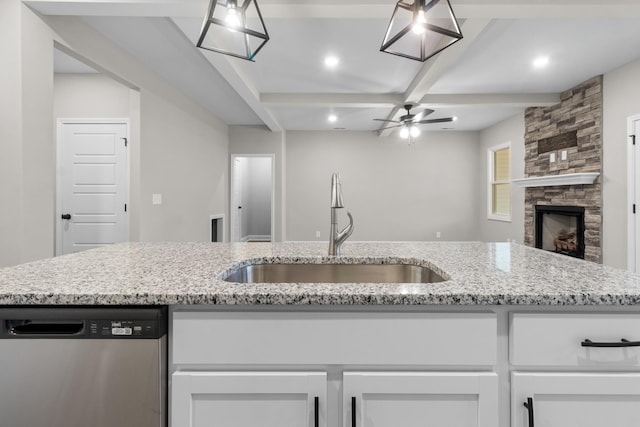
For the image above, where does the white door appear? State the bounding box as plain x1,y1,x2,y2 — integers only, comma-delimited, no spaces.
512,372,640,427
172,371,327,427
58,121,129,255
630,116,640,272
230,155,274,242
343,372,498,427
232,157,244,242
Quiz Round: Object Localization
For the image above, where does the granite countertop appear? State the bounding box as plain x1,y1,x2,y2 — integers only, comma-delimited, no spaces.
0,241,639,306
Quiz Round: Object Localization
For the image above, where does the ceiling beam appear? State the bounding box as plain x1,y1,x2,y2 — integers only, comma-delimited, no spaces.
419,93,561,108
260,93,403,108
26,0,640,19
172,18,283,132
378,18,491,136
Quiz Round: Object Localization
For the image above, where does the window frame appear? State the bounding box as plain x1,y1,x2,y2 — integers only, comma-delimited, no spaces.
487,142,512,222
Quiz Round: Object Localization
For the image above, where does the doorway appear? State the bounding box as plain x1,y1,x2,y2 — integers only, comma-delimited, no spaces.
56,119,130,255
629,115,640,272
230,155,274,242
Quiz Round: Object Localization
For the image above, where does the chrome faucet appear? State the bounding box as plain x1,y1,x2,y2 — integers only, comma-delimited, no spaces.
328,172,354,256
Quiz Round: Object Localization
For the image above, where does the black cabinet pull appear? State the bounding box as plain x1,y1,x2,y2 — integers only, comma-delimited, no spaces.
581,338,640,347
61,213,71,220
523,397,534,427
351,396,356,427
314,396,319,427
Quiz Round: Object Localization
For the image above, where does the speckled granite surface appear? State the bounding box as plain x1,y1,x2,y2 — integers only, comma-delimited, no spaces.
0,241,639,306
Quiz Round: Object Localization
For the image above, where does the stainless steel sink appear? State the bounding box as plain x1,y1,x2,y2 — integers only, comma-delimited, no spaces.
223,263,446,284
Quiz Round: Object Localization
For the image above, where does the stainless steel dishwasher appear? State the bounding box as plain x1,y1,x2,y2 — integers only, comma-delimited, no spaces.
0,306,167,427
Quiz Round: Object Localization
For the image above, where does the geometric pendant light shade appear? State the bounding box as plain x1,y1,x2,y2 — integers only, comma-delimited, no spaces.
380,0,463,62
197,0,269,61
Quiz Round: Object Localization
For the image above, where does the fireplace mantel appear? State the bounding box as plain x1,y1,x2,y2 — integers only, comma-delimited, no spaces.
512,172,600,188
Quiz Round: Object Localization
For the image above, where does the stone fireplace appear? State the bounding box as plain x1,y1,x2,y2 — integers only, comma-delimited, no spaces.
522,76,602,263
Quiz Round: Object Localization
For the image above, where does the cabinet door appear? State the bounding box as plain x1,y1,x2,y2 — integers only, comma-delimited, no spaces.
512,372,640,427
343,372,498,427
172,371,326,427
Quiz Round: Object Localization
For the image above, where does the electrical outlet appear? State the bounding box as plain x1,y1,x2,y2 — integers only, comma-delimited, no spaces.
549,152,556,163
561,150,567,161
436,231,441,239
315,231,321,238
152,194,162,205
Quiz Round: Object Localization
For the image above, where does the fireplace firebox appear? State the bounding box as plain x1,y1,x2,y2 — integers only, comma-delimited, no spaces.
535,205,585,259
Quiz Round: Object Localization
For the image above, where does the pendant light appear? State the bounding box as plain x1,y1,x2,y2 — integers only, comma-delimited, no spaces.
197,0,269,61
380,0,463,62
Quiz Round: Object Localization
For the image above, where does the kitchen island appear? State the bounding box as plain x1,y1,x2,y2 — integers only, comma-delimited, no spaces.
2,241,640,427
0,241,639,305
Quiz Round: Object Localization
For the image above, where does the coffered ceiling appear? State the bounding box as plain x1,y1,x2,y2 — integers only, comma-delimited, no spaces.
31,0,640,133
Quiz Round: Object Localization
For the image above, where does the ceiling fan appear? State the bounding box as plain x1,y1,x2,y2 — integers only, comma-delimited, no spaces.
374,104,455,140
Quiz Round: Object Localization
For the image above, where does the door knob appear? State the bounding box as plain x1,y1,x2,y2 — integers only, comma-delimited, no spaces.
61,213,71,220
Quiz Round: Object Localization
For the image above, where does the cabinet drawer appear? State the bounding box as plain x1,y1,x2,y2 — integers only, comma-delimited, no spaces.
173,311,497,366
510,313,640,367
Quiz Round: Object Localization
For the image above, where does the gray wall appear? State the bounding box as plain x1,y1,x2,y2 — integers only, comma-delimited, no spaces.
603,57,640,269
477,114,526,243
285,131,481,242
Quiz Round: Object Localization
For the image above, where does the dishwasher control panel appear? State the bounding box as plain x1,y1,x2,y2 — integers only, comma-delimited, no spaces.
89,320,159,338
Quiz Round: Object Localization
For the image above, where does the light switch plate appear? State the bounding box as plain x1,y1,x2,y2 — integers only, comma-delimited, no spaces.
152,194,162,205
561,150,567,160
549,152,556,163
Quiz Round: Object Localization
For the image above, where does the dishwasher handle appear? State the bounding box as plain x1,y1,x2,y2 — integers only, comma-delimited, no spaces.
5,320,85,336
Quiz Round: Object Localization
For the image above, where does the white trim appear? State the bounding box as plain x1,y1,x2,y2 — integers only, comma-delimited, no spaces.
512,172,600,188
229,154,276,243
55,118,130,256
628,114,640,272
487,141,512,222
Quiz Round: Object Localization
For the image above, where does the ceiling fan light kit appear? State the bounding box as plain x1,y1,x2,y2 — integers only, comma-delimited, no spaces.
380,0,463,62
374,104,455,141
197,0,269,61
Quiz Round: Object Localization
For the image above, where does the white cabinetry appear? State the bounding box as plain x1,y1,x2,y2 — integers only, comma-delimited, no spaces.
171,310,498,427
510,313,640,427
512,372,640,427
344,372,498,427
172,372,326,427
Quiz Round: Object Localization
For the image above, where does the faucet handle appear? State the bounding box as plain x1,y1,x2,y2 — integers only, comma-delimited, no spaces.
338,211,354,241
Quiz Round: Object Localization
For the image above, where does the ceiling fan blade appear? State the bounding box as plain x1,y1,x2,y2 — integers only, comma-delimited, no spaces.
417,108,435,118
416,117,454,124
373,118,401,123
378,124,404,130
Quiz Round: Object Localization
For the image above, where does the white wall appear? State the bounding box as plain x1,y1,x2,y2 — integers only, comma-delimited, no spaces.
0,0,25,268
478,114,526,243
285,131,481,242
603,57,640,269
0,1,59,268
138,89,228,242
0,6,230,268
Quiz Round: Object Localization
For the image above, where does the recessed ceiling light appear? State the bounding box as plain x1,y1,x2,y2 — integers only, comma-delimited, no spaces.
532,56,549,69
328,114,337,123
324,56,339,68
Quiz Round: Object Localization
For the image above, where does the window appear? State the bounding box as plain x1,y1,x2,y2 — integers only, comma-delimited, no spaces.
488,143,511,221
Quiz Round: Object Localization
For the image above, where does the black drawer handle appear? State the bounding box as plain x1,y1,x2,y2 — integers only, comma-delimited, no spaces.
314,396,319,427
523,397,534,427
351,396,356,427
582,338,640,347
